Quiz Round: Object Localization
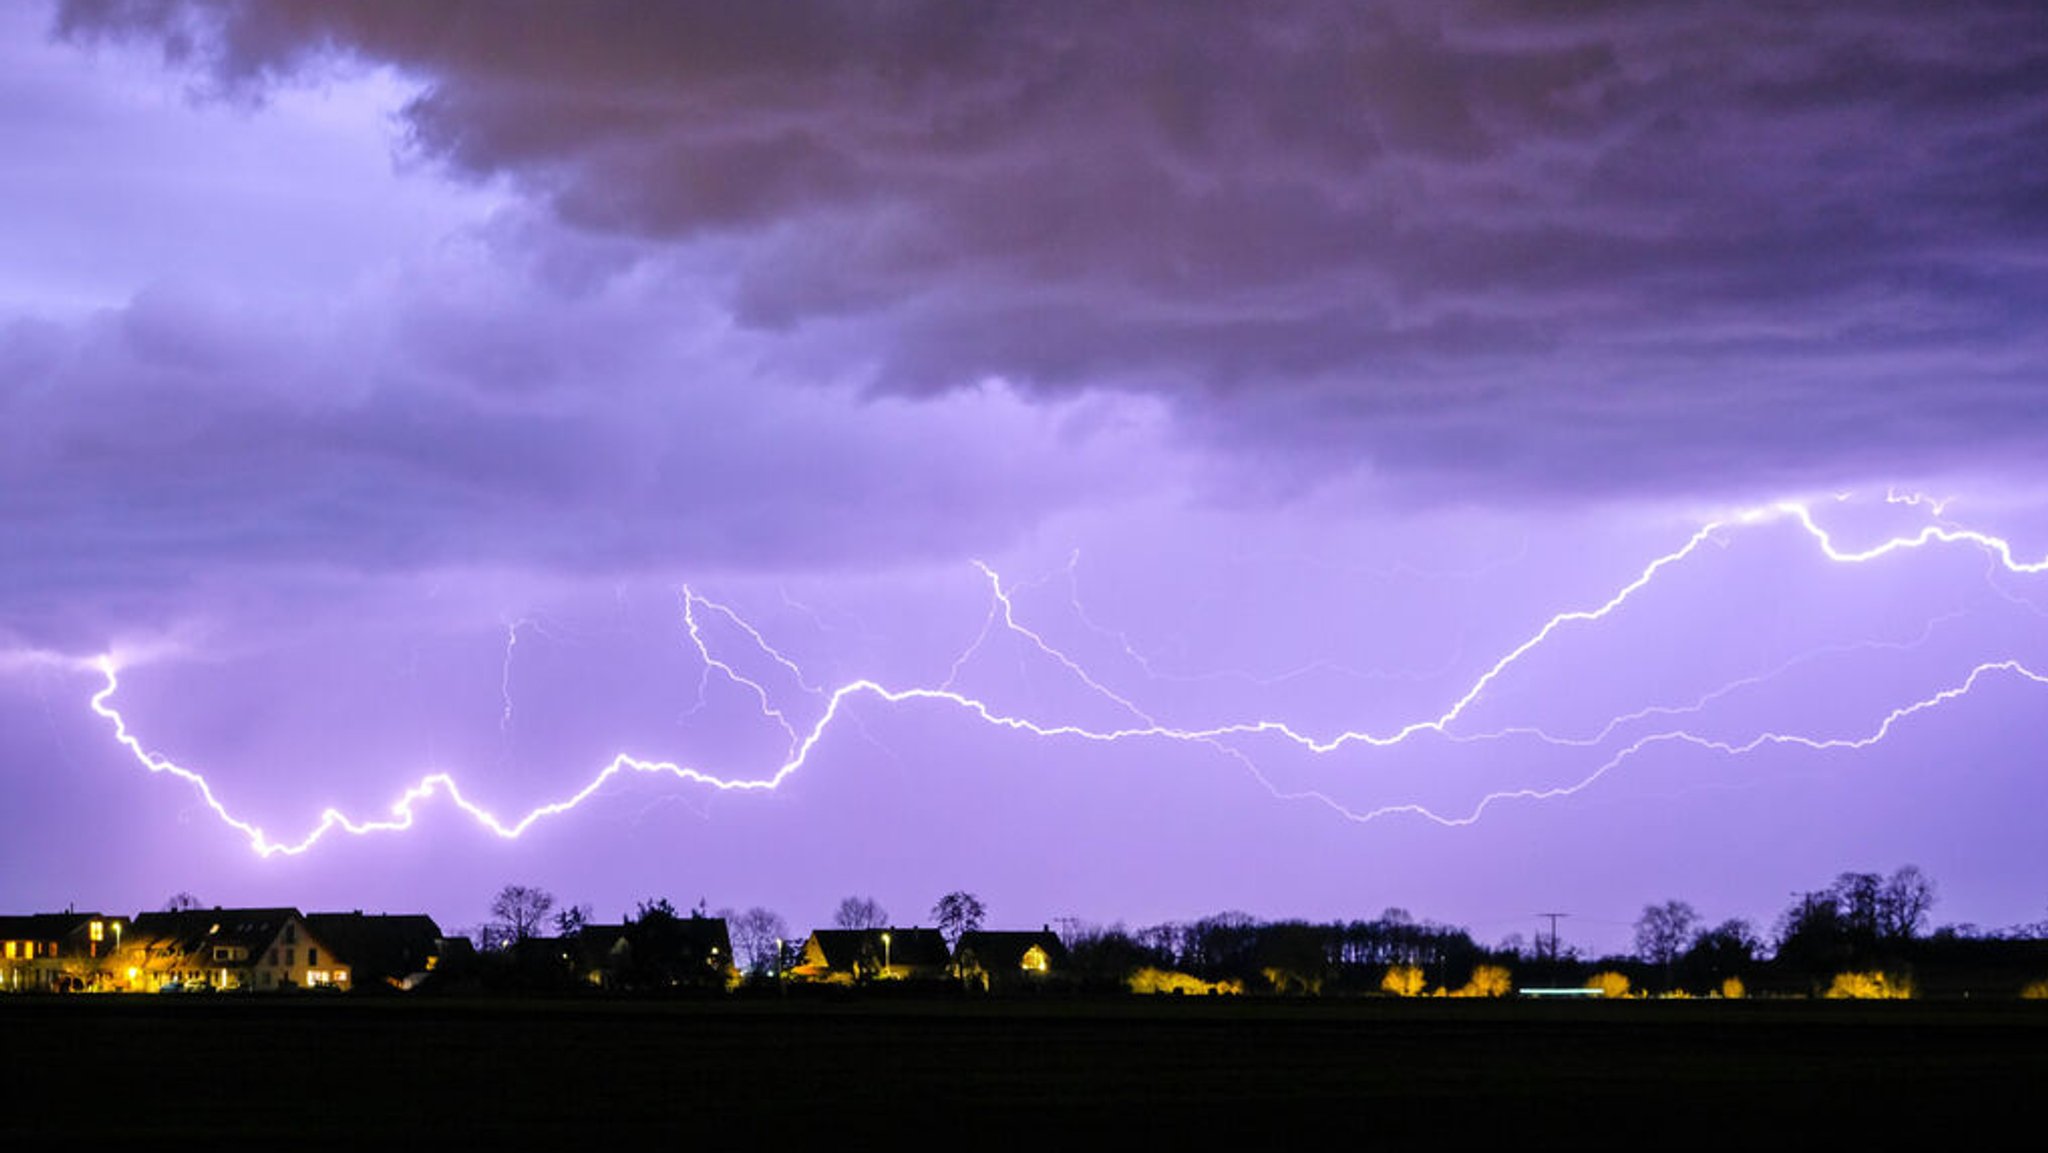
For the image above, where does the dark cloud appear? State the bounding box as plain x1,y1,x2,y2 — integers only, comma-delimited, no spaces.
0,272,1163,636
51,0,2048,498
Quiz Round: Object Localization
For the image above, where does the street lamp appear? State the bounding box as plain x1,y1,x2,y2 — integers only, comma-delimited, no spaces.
881,931,891,978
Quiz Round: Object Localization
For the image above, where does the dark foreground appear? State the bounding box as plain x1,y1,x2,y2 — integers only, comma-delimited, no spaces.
8,995,2043,1139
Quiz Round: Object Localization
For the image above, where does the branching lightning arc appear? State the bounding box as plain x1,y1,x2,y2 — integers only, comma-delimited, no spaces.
75,495,2048,857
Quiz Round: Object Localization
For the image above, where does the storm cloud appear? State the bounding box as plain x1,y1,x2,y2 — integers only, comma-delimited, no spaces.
55,0,2048,497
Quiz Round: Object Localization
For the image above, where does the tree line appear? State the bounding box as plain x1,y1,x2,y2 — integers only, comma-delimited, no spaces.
454,863,2048,997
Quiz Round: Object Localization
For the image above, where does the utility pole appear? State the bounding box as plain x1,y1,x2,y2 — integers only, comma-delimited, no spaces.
1537,913,1569,961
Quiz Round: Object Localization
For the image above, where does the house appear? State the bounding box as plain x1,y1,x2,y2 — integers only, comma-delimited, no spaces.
304,912,448,991
120,907,351,992
953,929,1067,992
0,912,127,992
509,912,735,992
569,923,633,989
791,927,949,985
611,911,735,991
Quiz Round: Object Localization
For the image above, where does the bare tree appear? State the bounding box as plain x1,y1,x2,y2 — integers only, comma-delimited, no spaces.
1879,865,1936,940
1633,900,1700,971
162,892,201,912
490,884,556,942
931,891,986,947
834,895,887,930
727,906,790,975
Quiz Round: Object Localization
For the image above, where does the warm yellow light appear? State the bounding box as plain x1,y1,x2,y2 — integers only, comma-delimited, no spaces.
1825,970,1913,1000
1381,964,1427,997
1586,971,1632,998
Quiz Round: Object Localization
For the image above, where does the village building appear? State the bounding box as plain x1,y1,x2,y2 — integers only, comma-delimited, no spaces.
791,927,950,984
953,929,1067,992
0,912,127,992
120,907,351,992
304,912,449,991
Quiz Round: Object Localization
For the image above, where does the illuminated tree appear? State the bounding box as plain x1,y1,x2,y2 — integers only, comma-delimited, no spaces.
1825,970,1913,999
489,884,556,943
1381,964,1427,997
1451,965,1513,998
931,891,986,947
834,895,888,930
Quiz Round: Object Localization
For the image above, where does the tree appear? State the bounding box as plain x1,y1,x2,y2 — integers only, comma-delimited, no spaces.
931,891,986,947
634,897,679,922
1878,865,1936,940
1678,918,1759,994
834,895,887,930
1634,900,1699,989
553,903,593,935
727,906,790,976
490,884,556,943
162,892,201,912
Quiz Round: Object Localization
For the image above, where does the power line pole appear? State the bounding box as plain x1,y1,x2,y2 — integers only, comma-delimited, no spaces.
1537,912,1568,961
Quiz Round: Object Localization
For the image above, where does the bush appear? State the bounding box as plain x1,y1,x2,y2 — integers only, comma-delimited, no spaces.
1824,970,1914,999
1449,965,1512,998
1586,971,1631,999
1380,964,1427,997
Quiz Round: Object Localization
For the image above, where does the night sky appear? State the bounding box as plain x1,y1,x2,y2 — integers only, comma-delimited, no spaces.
5,1,2048,956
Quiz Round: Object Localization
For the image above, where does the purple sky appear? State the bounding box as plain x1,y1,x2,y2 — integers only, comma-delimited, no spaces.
5,0,2048,956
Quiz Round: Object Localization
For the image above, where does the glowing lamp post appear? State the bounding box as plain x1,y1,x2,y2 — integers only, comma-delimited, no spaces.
881,931,891,979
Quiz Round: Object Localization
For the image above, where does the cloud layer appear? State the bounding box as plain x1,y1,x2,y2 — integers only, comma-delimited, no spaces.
56,0,2048,500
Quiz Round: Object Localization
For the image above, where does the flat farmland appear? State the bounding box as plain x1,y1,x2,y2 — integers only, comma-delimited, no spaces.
6,995,2042,1139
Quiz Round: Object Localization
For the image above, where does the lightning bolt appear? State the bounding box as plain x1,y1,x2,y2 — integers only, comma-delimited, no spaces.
72,493,2048,855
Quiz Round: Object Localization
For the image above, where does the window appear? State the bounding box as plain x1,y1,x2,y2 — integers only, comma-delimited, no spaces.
308,948,318,965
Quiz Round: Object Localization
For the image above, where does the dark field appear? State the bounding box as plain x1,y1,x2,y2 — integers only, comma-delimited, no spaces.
7,995,2043,1139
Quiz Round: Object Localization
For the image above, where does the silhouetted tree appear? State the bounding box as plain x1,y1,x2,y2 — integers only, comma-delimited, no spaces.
162,892,201,912
1879,865,1936,940
553,903,592,935
931,892,986,948
1774,866,1936,985
1634,900,1700,988
1678,918,1759,994
1066,925,1162,991
490,884,556,943
834,895,887,930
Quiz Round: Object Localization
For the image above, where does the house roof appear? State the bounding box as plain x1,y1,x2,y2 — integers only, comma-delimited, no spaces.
807,928,950,970
0,913,114,947
126,907,309,966
304,912,442,980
